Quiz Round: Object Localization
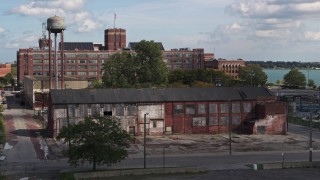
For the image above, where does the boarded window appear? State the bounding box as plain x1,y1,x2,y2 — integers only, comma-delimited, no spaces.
232,103,241,113
209,103,218,113
185,104,195,114
220,103,230,113
174,104,184,114
192,117,206,126
209,116,218,125
220,116,229,125
243,103,252,113
198,104,206,114
115,104,124,116
127,105,137,116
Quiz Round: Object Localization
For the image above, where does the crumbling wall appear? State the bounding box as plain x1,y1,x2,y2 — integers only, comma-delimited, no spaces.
253,114,286,135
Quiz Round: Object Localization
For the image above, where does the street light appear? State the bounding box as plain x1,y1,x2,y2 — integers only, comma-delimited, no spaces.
144,113,149,169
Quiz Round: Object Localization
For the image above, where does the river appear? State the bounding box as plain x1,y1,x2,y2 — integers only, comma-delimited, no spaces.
263,69,320,86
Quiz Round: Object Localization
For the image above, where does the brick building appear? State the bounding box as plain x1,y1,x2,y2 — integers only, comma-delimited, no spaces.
205,58,245,79
48,87,287,138
16,44,123,83
0,64,11,77
104,28,126,50
162,48,214,70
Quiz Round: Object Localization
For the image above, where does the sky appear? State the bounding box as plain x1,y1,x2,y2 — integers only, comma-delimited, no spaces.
1,0,320,63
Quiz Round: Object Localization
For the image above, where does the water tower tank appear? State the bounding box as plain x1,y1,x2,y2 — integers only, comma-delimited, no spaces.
47,16,66,33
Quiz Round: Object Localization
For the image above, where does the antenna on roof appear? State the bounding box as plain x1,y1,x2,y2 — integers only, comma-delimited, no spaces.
114,13,116,29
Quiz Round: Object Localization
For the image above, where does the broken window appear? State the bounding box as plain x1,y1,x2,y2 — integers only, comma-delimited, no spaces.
232,103,240,113
192,117,206,126
243,102,252,113
185,104,195,114
174,104,184,114
220,103,230,113
220,116,229,125
209,116,218,126
209,103,218,113
198,104,206,114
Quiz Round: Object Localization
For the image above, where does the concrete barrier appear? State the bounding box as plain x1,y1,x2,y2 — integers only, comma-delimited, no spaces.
74,167,207,180
262,161,320,170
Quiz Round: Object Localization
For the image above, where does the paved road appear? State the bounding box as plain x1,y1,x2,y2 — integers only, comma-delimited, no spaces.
288,122,320,140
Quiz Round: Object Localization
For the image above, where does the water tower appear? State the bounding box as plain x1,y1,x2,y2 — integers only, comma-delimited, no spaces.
47,16,66,89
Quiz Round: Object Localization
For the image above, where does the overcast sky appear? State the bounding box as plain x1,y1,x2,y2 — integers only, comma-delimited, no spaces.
1,0,320,63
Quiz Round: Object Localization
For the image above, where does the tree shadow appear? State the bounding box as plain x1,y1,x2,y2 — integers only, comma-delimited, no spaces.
10,129,43,138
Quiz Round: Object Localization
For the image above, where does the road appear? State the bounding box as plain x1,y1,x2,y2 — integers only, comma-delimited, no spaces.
0,93,320,179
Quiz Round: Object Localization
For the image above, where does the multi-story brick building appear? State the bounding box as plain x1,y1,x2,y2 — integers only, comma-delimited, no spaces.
162,48,214,70
205,58,245,79
17,27,223,83
17,44,122,83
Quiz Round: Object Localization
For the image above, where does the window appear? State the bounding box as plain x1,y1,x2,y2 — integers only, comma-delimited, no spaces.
79,60,86,64
33,54,42,58
174,104,183,114
79,65,87,69
78,71,86,75
115,105,124,116
33,60,42,64
88,60,97,63
88,71,98,75
33,66,42,70
89,65,98,69
66,53,76,58
220,103,229,113
153,121,157,128
243,102,252,113
192,117,206,126
66,71,76,75
232,116,241,125
185,104,195,114
232,103,240,113
220,116,229,125
67,65,76,69
209,103,218,113
198,104,206,114
66,60,75,64
43,60,49,64
209,117,218,125
78,54,87,58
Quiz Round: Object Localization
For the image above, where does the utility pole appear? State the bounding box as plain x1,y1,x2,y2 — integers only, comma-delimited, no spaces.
144,113,148,169
309,103,313,162
228,100,232,155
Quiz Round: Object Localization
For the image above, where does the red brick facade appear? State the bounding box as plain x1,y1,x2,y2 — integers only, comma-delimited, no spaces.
0,64,11,77
104,28,126,50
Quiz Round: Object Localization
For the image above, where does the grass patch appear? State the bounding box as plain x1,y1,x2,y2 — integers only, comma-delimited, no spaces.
58,172,75,180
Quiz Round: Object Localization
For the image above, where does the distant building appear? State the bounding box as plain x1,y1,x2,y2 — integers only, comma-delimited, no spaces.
162,48,214,70
0,64,11,77
104,28,126,50
17,26,221,83
205,58,245,79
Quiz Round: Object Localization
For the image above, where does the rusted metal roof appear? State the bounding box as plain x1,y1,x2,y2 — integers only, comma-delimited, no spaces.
50,87,273,105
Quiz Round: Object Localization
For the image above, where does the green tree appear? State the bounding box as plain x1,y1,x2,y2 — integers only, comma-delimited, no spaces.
102,40,168,88
57,115,131,171
283,68,306,88
4,73,14,85
134,40,168,87
238,65,268,86
307,79,316,89
102,52,137,88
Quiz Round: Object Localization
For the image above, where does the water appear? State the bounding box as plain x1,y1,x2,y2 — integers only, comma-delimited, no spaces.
263,69,320,86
